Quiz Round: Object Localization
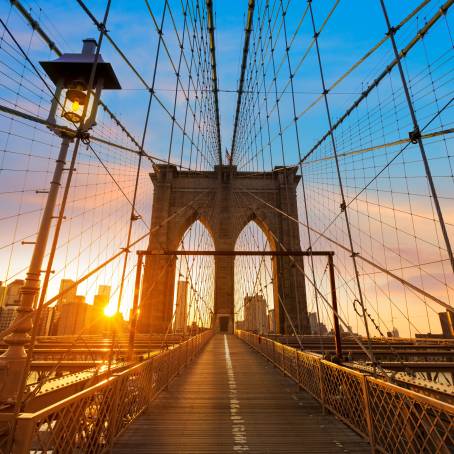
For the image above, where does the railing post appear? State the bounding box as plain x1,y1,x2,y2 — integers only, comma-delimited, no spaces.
167,349,173,384
12,417,33,454
361,376,375,453
128,253,143,361
319,361,326,414
295,349,300,386
185,339,189,366
281,345,285,374
147,357,156,406
328,254,342,358
107,374,122,450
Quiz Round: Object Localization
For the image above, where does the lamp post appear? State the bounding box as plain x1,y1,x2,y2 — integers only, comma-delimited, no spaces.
0,38,120,404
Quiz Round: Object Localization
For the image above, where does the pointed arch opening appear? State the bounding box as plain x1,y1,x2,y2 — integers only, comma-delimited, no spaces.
173,220,215,333
234,220,276,334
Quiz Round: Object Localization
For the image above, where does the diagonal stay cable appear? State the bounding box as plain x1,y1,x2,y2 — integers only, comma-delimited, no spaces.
75,0,215,168
239,185,453,314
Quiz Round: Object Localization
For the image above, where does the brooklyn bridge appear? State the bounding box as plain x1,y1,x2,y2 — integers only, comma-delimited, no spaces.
0,0,453,452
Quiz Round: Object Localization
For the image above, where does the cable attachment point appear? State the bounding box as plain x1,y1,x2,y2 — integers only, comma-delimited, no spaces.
97,23,108,34
131,214,141,221
340,201,346,212
354,299,385,337
386,26,396,36
409,128,421,144
352,298,364,317
76,130,90,145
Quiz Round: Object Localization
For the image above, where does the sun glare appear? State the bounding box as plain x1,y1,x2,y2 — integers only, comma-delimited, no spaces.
104,305,116,317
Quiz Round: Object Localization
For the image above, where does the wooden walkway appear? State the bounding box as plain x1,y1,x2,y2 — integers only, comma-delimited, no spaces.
113,335,370,453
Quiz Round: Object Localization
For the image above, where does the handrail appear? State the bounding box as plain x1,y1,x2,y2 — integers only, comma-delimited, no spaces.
12,330,213,454
236,330,454,453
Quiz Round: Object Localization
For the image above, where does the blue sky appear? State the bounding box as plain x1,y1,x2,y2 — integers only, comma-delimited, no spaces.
3,0,446,163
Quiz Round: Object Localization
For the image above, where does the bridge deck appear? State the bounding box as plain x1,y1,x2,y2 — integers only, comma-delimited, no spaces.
113,335,370,453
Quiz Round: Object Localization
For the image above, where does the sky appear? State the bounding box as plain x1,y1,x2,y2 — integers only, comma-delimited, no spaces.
0,0,452,337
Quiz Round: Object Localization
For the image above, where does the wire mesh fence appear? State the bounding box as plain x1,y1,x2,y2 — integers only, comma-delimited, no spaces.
237,329,454,453
11,330,212,454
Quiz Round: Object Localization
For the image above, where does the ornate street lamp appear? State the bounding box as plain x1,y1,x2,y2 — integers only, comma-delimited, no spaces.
42,38,121,129
0,39,120,404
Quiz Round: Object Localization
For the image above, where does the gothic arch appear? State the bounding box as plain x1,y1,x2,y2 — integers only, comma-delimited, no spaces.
172,210,216,252
234,219,276,333
138,164,310,335
232,212,277,253
173,220,215,332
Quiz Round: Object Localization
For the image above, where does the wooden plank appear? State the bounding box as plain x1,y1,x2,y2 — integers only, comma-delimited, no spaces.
113,335,370,453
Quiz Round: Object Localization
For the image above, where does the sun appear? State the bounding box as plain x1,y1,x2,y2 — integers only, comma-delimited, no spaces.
104,305,116,317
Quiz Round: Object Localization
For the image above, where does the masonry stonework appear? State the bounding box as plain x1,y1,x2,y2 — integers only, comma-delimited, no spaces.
138,164,310,335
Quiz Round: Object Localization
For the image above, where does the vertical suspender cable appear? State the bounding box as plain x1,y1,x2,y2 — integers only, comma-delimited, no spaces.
206,0,223,166
230,0,256,165
306,0,374,353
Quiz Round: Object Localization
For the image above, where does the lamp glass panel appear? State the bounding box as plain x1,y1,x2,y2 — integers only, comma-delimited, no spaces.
61,88,92,124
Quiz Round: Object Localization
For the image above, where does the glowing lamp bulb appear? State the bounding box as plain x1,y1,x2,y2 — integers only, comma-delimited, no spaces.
62,87,87,123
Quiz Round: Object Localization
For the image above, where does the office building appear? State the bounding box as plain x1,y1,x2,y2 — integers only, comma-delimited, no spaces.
57,279,77,306
0,306,18,331
34,306,55,336
174,280,188,334
57,295,88,335
0,280,25,331
308,311,328,336
4,279,24,307
244,294,268,334
86,284,111,334
268,309,276,333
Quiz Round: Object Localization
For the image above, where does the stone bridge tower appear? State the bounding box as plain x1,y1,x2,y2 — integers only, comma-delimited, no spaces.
138,164,310,335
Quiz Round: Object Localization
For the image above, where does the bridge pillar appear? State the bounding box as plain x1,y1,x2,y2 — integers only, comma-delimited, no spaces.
138,164,310,335
214,255,234,333
137,164,175,334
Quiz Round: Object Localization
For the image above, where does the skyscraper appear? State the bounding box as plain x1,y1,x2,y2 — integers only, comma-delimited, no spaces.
174,280,188,334
85,284,111,334
57,279,77,306
34,306,55,336
308,312,328,336
57,295,88,336
0,280,24,331
268,309,276,333
243,294,268,334
97,285,111,300
0,307,18,331
4,279,24,306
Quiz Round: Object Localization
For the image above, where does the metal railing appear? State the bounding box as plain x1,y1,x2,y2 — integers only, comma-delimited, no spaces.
236,330,454,454
12,330,213,453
